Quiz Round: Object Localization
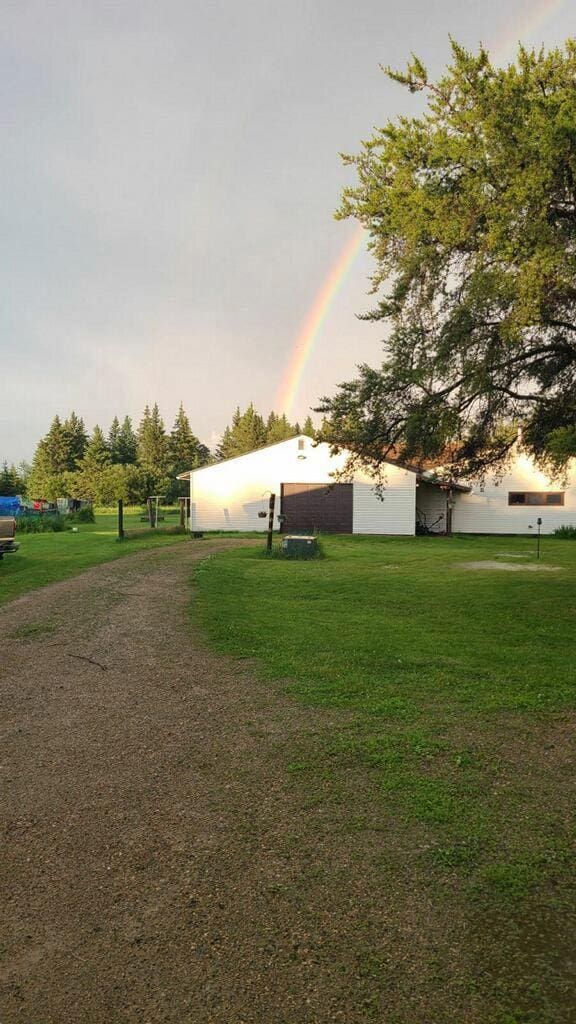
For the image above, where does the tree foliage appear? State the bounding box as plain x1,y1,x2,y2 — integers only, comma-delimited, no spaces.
117,416,138,465
19,403,210,505
0,461,28,497
62,412,88,468
28,416,73,500
137,404,170,495
302,415,316,438
168,403,210,499
217,404,304,459
319,41,576,478
266,412,299,444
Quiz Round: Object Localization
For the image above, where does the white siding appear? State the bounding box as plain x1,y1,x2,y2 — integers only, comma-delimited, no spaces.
188,436,417,535
452,454,576,535
415,482,447,532
352,466,416,535
190,436,349,532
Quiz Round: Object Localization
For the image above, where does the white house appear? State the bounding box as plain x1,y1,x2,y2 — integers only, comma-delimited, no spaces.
451,452,576,535
178,435,461,536
179,435,576,537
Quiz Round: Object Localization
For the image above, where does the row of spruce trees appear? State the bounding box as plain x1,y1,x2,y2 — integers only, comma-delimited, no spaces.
1,404,315,505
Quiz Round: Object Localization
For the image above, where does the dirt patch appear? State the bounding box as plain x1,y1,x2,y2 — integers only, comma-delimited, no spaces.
457,560,561,572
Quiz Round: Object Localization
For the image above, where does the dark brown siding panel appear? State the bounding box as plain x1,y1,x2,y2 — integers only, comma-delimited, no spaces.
280,482,353,534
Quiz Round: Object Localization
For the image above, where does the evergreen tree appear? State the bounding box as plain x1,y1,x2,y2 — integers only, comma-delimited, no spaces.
117,416,138,465
197,442,211,466
83,426,111,469
266,412,298,444
13,462,30,496
169,403,202,471
218,404,267,459
28,416,72,500
302,415,315,438
72,426,112,502
62,412,88,469
167,403,206,500
216,424,234,461
137,403,170,494
0,461,18,496
108,416,122,462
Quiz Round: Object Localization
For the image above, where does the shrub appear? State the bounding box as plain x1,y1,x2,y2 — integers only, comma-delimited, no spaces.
67,506,95,524
260,539,325,560
16,514,67,533
553,525,576,539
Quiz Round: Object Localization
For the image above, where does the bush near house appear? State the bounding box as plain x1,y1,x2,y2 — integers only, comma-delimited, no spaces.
554,525,576,538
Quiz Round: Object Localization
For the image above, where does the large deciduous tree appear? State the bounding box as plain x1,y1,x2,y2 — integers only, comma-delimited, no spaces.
319,41,576,478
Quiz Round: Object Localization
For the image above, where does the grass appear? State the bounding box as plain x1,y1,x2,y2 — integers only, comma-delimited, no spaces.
193,533,576,1022
0,511,190,607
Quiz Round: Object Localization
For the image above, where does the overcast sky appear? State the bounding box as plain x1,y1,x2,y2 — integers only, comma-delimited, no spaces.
1,0,572,461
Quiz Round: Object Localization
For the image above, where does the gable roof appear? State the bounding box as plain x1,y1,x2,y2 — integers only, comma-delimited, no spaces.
176,435,313,480
177,435,426,481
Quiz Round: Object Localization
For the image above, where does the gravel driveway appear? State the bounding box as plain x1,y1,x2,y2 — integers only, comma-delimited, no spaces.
0,541,405,1024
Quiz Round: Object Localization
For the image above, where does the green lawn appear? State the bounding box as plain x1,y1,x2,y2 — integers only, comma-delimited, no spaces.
0,512,188,607
194,533,576,1022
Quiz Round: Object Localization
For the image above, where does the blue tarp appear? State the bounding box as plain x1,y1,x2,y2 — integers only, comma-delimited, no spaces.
0,496,22,516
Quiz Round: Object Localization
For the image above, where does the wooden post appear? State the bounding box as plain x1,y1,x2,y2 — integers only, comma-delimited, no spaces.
179,497,186,528
118,499,124,541
147,497,154,528
446,488,453,536
267,492,276,552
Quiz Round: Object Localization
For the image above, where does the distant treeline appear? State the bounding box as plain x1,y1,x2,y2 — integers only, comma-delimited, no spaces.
1,404,315,504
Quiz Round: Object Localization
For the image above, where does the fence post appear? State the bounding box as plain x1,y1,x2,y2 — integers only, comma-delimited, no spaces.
118,499,124,541
267,492,276,552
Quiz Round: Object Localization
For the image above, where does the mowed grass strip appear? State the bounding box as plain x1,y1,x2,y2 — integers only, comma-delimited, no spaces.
194,534,576,1023
0,512,189,607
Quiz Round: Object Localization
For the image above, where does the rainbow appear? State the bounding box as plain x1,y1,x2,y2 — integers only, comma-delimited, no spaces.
275,225,365,415
491,0,567,63
276,0,568,418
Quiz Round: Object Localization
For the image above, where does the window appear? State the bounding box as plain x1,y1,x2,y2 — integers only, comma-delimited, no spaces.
298,439,305,451
508,492,564,506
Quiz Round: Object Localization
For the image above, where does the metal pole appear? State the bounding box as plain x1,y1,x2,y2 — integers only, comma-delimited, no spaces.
267,492,276,552
537,516,542,560
118,499,124,541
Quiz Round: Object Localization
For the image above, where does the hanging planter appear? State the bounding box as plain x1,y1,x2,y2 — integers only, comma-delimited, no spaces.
258,511,268,519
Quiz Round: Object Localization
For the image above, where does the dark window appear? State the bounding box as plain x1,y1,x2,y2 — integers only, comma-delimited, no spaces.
508,492,564,506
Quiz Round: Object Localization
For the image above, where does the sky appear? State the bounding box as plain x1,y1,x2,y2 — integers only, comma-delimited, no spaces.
1,0,572,461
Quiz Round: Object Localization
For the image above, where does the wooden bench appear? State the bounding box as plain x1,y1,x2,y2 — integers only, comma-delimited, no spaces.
0,517,19,559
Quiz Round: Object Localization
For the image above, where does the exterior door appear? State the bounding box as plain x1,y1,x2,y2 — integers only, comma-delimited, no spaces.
280,482,353,534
